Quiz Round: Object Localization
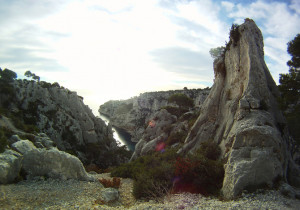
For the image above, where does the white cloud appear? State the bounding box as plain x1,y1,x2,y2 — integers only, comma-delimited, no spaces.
290,0,300,14
221,1,235,12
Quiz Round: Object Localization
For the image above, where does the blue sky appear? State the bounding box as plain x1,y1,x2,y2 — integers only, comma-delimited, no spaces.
1,0,299,114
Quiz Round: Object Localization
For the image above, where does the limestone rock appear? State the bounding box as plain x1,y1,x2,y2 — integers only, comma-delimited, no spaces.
101,188,120,203
34,133,55,149
130,109,177,160
99,89,209,142
0,149,22,184
22,147,95,181
11,140,36,154
7,79,119,167
180,19,298,199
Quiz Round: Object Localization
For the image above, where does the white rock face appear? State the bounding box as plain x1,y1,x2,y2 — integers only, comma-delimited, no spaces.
11,80,117,166
99,89,209,142
11,140,36,154
22,146,95,181
180,19,299,199
0,149,22,184
131,109,177,160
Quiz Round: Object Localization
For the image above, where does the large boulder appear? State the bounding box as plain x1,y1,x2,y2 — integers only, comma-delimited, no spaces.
11,140,36,154
180,19,299,199
22,147,95,181
0,149,22,184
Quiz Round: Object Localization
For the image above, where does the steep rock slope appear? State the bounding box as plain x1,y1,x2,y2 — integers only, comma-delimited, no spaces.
1,79,126,168
99,88,209,142
180,19,300,199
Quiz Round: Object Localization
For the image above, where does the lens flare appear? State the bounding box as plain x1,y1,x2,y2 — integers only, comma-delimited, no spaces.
155,142,166,152
149,120,156,128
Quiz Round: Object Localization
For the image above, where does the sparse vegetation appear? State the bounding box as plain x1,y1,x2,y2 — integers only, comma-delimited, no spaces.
230,24,240,46
161,106,188,118
209,46,225,60
165,131,187,146
168,93,194,108
111,142,224,200
278,34,300,144
116,103,133,115
173,141,224,195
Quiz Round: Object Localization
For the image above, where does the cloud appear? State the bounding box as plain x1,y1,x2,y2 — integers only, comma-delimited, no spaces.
290,0,300,14
221,1,235,12
150,47,213,78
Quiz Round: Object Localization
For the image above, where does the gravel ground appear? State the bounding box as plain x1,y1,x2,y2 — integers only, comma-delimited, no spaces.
1,174,300,210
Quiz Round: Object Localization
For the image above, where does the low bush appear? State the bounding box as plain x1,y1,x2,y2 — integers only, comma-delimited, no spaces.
168,93,194,108
174,142,224,195
111,142,224,200
197,141,221,161
165,131,187,146
161,106,188,118
111,147,178,200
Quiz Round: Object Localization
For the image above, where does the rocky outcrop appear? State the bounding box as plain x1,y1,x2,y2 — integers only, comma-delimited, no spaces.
0,135,95,184
131,109,177,160
180,19,299,199
4,80,120,167
99,88,209,142
22,146,95,181
0,149,22,184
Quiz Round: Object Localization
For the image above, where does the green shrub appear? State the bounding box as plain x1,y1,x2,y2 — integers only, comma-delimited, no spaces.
112,142,224,199
168,93,194,108
166,131,187,146
115,103,133,115
197,141,221,161
111,147,179,200
229,24,240,46
174,142,224,195
161,106,188,118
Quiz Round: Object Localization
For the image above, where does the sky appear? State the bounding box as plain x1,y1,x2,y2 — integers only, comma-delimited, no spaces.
1,0,300,115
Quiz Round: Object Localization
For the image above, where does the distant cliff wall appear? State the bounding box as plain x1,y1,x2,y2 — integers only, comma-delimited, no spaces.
99,88,210,143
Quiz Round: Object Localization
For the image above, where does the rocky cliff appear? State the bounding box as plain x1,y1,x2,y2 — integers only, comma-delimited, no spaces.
179,19,300,199
99,88,209,143
0,78,130,168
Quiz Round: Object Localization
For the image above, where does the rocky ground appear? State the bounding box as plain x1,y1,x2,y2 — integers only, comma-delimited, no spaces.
1,173,300,209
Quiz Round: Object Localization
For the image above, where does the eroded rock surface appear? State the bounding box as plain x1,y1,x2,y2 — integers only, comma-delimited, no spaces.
99,89,209,142
0,149,22,184
5,80,120,167
180,19,299,199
